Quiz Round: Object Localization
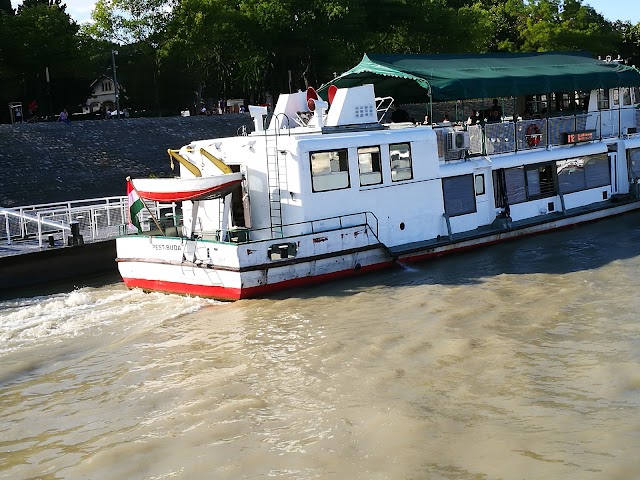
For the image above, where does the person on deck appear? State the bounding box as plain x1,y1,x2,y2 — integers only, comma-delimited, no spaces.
391,104,412,123
467,109,479,125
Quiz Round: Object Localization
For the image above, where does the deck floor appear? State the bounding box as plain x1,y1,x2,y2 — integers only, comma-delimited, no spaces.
388,196,639,257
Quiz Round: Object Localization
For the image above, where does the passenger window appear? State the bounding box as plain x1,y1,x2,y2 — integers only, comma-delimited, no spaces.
597,88,609,110
310,149,350,192
525,163,555,198
443,175,476,216
390,143,413,181
475,174,485,195
358,146,382,186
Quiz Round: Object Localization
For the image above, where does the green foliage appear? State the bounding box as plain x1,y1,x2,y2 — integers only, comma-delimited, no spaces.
0,0,13,15
1,0,640,121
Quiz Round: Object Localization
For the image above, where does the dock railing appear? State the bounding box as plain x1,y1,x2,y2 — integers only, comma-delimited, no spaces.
1,197,178,249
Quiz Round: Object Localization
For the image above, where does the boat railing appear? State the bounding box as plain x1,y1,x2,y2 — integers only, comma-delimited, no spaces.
1,196,177,249
440,107,638,160
214,211,380,244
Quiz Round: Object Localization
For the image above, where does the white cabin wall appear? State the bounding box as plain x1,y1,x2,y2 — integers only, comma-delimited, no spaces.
293,127,449,246
439,159,495,235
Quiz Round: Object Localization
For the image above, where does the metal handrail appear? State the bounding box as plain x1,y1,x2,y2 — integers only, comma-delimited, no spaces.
212,211,380,244
1,196,128,247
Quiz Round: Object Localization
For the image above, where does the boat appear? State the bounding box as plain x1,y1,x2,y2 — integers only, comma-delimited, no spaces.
116,51,640,301
130,172,244,202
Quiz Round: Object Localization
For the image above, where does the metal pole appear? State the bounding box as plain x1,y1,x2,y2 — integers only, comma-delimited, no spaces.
46,66,52,119
111,50,121,119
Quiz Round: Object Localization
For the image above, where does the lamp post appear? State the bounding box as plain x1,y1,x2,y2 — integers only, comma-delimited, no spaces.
111,50,121,119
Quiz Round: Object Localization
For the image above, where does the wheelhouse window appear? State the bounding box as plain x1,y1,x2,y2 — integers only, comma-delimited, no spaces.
310,149,350,192
557,154,610,193
358,146,382,186
443,174,476,217
390,143,413,181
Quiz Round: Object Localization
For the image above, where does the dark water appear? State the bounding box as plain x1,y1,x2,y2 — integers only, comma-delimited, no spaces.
1,212,640,479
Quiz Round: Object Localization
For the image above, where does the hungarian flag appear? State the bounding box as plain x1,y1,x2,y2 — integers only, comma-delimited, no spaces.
127,178,145,232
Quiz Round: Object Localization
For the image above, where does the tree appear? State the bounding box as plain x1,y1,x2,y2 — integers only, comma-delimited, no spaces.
0,0,13,15
1,2,92,116
519,0,617,54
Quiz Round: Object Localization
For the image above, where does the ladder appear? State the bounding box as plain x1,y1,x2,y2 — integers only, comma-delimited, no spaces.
265,131,286,238
265,130,285,238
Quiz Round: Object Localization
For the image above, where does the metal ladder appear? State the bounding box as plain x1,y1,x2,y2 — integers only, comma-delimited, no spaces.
265,115,289,238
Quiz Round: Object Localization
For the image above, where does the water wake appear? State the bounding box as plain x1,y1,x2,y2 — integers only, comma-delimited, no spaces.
0,286,218,355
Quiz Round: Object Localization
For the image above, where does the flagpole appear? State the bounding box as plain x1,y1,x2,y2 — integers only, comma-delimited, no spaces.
127,176,165,234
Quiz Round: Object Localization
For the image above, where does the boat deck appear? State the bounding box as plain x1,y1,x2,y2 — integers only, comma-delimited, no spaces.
388,195,640,258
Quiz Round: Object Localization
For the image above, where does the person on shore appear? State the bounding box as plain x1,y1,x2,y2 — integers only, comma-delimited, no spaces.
28,100,38,122
58,109,70,125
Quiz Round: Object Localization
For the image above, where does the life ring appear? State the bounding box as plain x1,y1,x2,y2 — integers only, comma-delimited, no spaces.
526,124,541,147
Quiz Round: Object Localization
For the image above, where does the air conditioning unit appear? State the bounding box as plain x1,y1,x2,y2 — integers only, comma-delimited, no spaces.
447,130,470,151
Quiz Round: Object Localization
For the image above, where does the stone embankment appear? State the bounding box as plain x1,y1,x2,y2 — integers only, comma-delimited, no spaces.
0,114,253,207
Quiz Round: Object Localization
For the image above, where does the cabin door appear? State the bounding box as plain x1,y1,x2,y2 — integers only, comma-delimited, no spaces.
492,169,510,216
609,152,619,194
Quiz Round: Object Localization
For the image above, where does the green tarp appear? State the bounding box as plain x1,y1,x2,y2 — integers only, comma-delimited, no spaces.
318,52,640,103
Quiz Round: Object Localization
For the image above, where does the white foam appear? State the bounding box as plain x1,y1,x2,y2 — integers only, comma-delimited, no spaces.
0,287,218,355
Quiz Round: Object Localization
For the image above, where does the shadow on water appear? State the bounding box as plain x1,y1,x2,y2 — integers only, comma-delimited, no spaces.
268,211,640,300
0,271,123,301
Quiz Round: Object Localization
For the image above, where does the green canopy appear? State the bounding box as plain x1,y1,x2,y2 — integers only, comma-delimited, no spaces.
318,52,640,103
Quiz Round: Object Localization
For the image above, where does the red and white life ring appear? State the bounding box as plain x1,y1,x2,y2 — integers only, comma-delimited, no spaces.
526,124,541,147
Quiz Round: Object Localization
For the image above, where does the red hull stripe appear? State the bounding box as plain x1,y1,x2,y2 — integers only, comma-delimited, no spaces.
122,261,394,301
137,179,241,202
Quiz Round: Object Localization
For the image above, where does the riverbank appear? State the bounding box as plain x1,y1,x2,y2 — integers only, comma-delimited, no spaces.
0,114,253,207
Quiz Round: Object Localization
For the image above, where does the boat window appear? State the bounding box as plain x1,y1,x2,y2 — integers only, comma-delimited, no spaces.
525,163,556,198
390,143,413,181
584,154,610,188
557,154,610,193
358,146,382,186
613,88,620,107
475,174,485,196
622,87,632,106
443,174,476,216
629,148,640,179
597,88,610,110
526,94,548,117
504,167,527,204
310,149,350,192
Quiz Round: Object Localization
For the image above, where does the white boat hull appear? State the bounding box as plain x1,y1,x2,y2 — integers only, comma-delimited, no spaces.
116,224,391,300
116,201,640,300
